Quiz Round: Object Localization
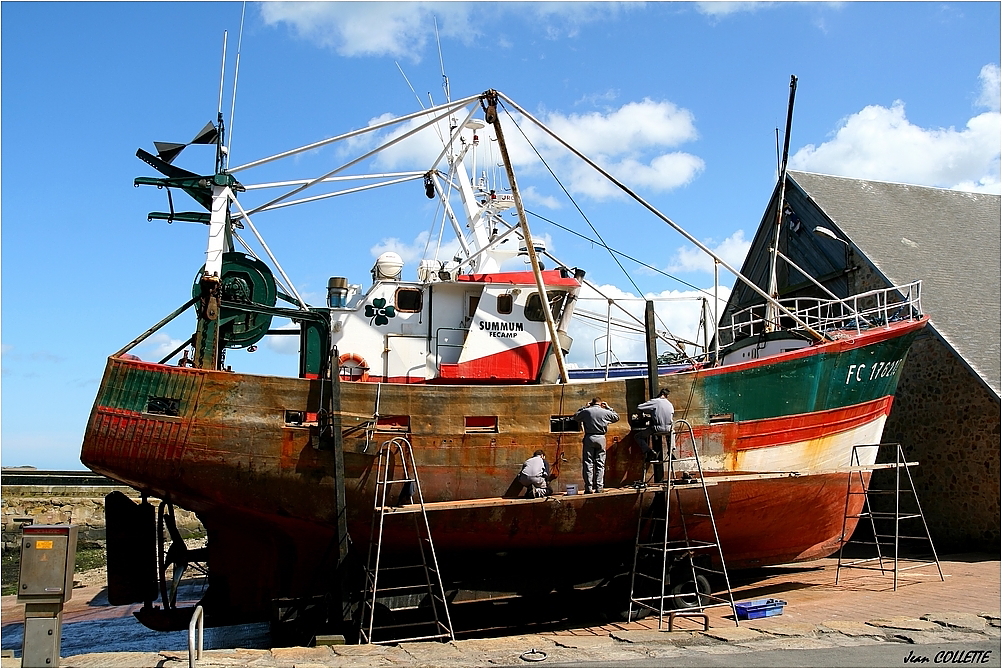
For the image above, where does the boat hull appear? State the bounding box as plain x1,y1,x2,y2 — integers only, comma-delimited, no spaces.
80,318,924,624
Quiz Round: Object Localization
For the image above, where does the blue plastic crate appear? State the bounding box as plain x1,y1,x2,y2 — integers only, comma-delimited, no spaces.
735,598,787,620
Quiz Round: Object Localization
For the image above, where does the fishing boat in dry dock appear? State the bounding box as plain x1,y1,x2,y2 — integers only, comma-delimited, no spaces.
80,86,927,634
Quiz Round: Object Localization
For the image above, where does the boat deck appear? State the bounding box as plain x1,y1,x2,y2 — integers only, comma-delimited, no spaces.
378,462,916,513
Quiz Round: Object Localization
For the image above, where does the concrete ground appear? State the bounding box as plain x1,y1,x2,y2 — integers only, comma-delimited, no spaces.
2,553,999,667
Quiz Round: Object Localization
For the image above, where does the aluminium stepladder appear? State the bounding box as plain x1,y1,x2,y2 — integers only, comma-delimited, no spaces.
359,436,454,644
836,442,944,590
628,419,738,629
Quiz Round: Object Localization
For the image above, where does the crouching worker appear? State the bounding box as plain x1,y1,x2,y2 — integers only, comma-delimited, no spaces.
518,449,554,498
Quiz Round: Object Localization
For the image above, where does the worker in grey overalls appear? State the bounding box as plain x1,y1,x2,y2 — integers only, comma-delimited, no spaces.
574,398,620,494
637,388,674,481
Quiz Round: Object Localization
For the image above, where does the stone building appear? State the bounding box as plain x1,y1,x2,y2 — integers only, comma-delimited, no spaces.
722,170,1000,552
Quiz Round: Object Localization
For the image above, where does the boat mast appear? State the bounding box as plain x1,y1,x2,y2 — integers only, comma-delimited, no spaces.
482,90,570,384
765,75,798,332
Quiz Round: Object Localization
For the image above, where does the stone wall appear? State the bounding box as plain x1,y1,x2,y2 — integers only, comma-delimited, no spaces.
879,332,1001,551
1,485,204,552
850,258,1001,552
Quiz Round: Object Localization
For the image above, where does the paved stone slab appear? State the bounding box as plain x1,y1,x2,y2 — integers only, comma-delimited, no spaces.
756,636,837,650
611,629,694,644
980,612,1001,627
699,626,767,643
400,641,480,666
62,652,163,668
547,633,676,662
332,644,414,663
818,620,887,637
549,641,653,664
887,630,994,645
454,635,557,665
268,646,336,667
197,649,275,668
922,612,989,633
747,622,817,637
865,616,943,632
543,634,617,649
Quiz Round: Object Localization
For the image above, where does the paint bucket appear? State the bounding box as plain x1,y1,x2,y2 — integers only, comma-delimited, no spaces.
565,484,578,495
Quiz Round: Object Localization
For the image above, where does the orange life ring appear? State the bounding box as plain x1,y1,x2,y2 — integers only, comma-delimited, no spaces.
338,353,370,382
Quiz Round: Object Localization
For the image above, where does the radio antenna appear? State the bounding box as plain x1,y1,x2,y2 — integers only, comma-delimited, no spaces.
217,31,228,116
226,1,248,168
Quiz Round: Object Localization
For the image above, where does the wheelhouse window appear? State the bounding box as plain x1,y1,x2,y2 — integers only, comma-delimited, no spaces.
497,293,513,315
525,291,567,322
467,295,481,319
395,287,423,313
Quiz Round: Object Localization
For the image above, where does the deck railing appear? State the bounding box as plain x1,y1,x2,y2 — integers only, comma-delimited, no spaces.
718,281,922,345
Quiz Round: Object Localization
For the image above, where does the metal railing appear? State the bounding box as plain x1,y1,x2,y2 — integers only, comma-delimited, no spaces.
718,281,922,345
188,605,204,667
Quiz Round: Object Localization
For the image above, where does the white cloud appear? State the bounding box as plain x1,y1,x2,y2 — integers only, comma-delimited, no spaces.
259,2,632,60
135,333,186,363
789,91,1001,195
695,2,774,18
371,230,465,271
371,231,433,265
541,100,699,156
356,97,705,201
668,230,751,274
259,2,473,60
521,185,562,210
512,99,705,199
976,64,1000,113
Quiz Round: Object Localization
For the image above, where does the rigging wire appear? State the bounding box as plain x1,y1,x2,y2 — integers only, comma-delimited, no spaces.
499,102,643,295
497,100,691,354
525,209,716,300
434,17,450,103
396,62,426,110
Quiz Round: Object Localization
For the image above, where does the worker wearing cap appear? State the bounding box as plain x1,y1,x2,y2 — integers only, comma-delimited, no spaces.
637,387,675,464
574,397,620,494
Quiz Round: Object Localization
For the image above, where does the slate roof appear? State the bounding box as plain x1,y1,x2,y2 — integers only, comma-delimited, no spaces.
787,170,1001,397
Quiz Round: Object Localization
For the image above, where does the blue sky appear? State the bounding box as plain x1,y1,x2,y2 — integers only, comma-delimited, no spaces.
2,2,999,469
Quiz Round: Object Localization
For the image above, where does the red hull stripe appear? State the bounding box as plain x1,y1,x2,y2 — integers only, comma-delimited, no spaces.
456,270,580,286
717,396,895,451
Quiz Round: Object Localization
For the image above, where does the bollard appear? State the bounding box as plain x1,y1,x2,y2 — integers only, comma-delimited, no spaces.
17,525,78,668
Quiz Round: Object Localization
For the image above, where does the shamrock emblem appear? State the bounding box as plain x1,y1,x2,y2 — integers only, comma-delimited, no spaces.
365,298,396,326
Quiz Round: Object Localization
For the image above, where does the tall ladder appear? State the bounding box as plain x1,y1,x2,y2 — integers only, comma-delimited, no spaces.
359,437,454,644
836,443,944,590
628,420,738,629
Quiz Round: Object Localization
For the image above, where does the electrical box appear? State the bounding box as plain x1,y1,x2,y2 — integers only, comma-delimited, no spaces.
18,525,78,604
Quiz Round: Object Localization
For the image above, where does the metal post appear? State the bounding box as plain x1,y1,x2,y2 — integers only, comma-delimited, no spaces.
644,301,658,399
188,605,204,667
483,90,569,383
714,261,720,362
604,299,612,380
